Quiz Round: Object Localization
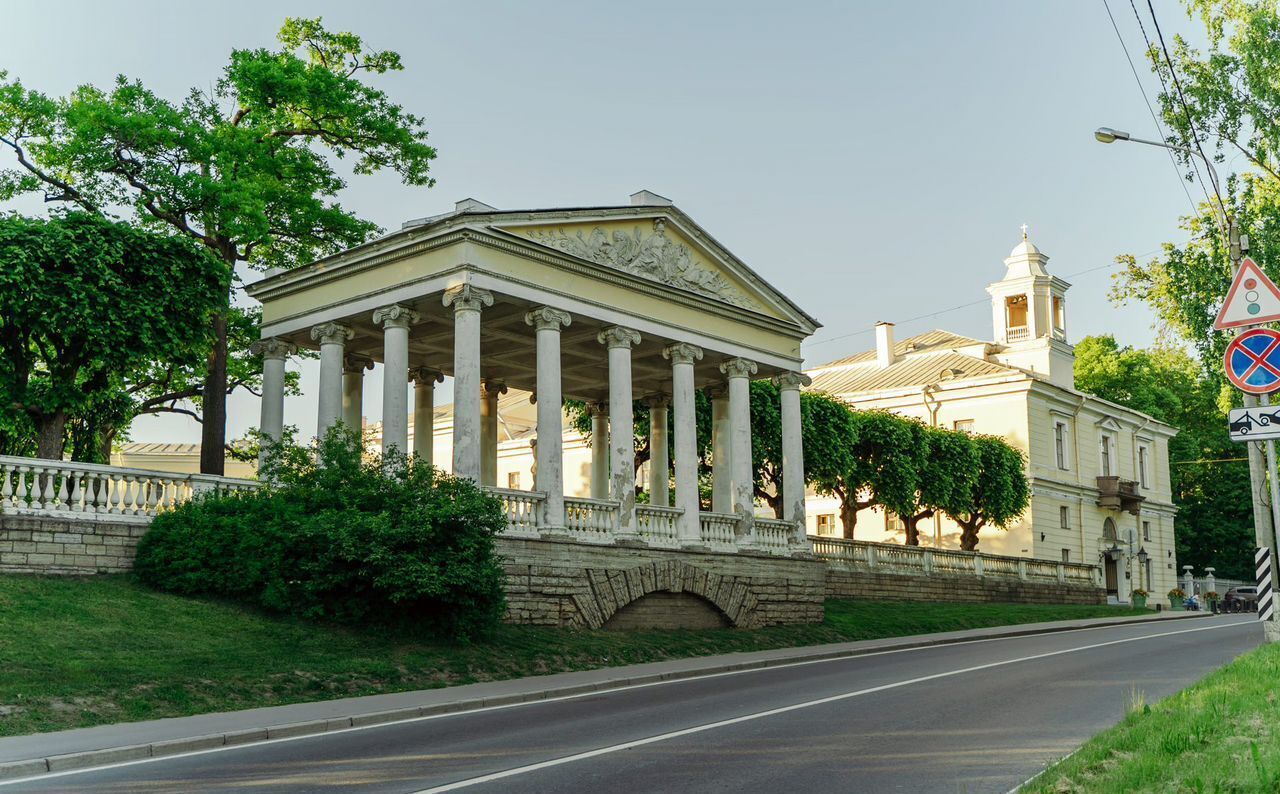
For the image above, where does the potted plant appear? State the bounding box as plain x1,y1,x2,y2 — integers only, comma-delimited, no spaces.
1131,588,1149,609
1204,591,1220,613
1168,587,1186,611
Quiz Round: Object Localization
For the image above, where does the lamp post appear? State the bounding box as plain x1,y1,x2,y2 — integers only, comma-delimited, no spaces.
1095,126,1279,635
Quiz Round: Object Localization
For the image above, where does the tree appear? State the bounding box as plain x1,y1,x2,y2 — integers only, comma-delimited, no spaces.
809,409,922,538
1074,335,1255,579
900,426,979,547
0,17,436,474
945,434,1030,551
749,383,856,518
0,213,227,459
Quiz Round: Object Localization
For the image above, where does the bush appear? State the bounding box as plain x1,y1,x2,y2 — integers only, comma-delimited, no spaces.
135,427,508,640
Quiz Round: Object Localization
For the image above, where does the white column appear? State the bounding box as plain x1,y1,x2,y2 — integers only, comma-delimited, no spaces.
721,357,758,541
774,371,812,544
589,402,609,499
664,342,704,544
410,367,444,464
373,305,419,457
252,339,294,461
526,307,572,528
310,322,353,442
342,354,372,431
480,378,507,487
599,326,642,537
709,385,732,513
443,284,493,482
647,395,671,507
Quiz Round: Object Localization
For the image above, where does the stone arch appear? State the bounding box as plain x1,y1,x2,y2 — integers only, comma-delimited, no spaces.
572,560,760,629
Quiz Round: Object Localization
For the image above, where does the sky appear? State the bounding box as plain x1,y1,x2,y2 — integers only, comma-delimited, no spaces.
0,1,1219,445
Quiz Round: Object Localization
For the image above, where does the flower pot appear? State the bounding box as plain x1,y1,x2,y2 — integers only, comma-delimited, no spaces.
1133,595,1148,609
1169,596,1184,611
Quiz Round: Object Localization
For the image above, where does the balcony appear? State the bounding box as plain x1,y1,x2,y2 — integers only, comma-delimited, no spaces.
1005,325,1030,343
1096,476,1145,515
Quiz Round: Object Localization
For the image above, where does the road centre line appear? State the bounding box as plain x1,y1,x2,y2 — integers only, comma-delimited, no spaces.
0,617,1250,788
413,621,1247,793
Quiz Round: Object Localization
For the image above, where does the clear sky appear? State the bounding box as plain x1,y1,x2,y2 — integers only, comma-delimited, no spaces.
1,1,1216,444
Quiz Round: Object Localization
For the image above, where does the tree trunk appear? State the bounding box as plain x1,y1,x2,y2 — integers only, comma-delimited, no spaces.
34,411,66,460
200,310,228,475
99,425,117,465
904,510,932,546
839,499,858,539
957,517,982,551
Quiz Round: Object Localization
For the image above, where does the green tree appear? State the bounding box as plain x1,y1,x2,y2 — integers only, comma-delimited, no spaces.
900,426,980,547
945,434,1030,551
0,213,227,459
810,409,922,538
749,383,856,518
1074,335,1255,579
0,17,436,474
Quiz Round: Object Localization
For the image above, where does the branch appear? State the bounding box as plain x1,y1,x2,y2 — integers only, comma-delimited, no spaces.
0,134,100,212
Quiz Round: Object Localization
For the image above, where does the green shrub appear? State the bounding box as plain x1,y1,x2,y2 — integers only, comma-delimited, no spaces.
135,427,508,640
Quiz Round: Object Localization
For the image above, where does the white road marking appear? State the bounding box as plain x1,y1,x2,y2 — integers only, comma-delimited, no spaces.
413,621,1248,793
0,617,1252,788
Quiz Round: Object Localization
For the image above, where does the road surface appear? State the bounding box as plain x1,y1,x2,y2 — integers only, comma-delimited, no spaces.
4,615,1261,793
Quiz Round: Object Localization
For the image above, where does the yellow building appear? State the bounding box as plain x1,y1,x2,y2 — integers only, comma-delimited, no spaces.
803,233,1178,602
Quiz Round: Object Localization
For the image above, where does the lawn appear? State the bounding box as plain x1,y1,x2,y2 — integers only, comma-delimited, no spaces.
0,574,1146,736
1022,639,1280,792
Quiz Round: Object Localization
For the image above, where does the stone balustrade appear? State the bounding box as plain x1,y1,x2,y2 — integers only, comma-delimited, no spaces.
812,536,1098,583
635,504,682,548
698,511,739,550
0,455,258,523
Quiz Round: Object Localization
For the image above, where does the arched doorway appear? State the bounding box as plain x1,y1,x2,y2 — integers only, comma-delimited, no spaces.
1101,517,1120,600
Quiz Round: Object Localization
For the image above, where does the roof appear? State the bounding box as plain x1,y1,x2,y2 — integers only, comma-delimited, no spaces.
116,442,202,455
806,330,1019,395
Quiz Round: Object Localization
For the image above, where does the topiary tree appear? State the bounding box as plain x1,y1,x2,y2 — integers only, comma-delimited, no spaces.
810,409,923,538
945,434,1030,551
900,426,979,546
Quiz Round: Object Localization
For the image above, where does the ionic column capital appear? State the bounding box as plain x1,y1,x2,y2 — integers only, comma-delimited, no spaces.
772,371,812,391
587,400,609,417
662,342,704,365
598,325,641,350
373,304,421,329
443,284,494,313
410,366,445,385
525,306,572,331
251,338,296,360
310,322,353,346
343,353,375,374
480,378,508,399
645,394,672,409
719,357,759,379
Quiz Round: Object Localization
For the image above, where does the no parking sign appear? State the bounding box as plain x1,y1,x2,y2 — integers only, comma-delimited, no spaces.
1225,328,1280,395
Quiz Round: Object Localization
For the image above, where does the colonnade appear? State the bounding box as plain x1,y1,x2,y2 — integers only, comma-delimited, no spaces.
256,287,810,541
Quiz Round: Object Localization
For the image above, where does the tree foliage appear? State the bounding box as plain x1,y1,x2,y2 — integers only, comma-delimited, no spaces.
0,17,436,473
809,409,922,537
944,434,1031,551
901,426,980,546
0,213,227,460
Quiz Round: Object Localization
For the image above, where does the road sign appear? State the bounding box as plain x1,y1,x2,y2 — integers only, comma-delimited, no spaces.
1224,328,1280,394
1228,406,1280,441
1215,258,1280,330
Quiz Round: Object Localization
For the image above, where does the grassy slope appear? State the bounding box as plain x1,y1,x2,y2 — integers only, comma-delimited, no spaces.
1024,640,1280,793
0,575,1145,736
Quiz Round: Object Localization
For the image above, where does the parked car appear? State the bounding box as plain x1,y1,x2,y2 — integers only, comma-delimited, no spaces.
1223,586,1259,613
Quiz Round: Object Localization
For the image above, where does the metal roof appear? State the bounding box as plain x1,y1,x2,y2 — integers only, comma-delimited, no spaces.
806,330,1019,395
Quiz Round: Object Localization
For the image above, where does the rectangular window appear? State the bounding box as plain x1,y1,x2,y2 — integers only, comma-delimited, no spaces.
886,511,906,532
1059,505,1069,529
507,471,521,489
1054,422,1068,470
1061,548,1071,563
1143,520,1151,542
1138,446,1150,488
816,514,836,536
954,419,975,433
1100,435,1112,476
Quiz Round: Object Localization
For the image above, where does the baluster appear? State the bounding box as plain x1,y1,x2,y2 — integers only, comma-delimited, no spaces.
66,472,81,512
38,466,55,511
55,470,70,511
109,474,124,514
146,478,161,516
0,463,12,509
123,476,139,514
16,465,31,510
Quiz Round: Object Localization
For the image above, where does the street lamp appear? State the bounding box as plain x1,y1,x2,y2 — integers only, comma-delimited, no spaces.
1092,126,1225,227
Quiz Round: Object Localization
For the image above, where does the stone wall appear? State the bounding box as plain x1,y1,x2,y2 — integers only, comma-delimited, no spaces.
496,536,826,628
0,515,144,574
825,565,1105,605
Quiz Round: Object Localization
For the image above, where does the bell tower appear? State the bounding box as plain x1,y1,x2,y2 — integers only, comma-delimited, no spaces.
986,227,1075,388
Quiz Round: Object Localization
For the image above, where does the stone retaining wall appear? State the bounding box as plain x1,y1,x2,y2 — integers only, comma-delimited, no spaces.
0,515,143,574
826,565,1105,605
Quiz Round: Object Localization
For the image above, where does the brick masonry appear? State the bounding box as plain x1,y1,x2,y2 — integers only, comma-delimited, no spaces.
0,515,144,574
825,565,1105,605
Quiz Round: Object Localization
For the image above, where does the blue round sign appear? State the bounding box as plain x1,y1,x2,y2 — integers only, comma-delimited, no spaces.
1225,328,1280,395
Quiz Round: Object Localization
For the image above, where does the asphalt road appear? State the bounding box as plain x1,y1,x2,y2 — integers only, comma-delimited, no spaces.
5,615,1261,794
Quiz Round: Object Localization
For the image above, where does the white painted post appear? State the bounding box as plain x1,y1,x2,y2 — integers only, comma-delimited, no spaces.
410,367,444,464
589,402,608,500
773,371,811,544
599,326,642,538
443,284,493,482
721,358,758,545
526,306,571,529
1183,565,1195,596
665,342,704,545
374,305,419,457
479,379,507,486
648,395,671,507
310,323,353,443
709,385,732,513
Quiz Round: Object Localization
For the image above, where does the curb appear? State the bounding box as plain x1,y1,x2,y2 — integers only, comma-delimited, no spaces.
0,611,1216,782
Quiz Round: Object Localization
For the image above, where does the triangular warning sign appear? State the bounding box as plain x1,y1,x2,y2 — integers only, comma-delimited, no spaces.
1215,258,1280,330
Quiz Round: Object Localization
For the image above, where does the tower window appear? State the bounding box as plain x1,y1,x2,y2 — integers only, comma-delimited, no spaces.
1005,295,1029,341
1053,295,1066,332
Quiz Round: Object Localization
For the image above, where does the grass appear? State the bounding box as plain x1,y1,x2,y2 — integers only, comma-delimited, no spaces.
0,574,1146,737
1023,640,1280,793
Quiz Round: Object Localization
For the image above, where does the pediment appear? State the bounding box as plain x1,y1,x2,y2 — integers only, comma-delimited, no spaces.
1096,416,1123,432
499,217,776,317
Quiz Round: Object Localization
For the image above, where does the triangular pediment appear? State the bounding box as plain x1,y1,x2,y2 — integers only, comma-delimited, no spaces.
499,216,779,317
1096,416,1123,432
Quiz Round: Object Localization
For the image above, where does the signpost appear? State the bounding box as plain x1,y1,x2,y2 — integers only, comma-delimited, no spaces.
1214,258,1280,330
1224,329,1280,395
1227,406,1280,442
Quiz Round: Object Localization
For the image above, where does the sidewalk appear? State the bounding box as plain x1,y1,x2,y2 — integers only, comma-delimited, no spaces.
0,609,1216,779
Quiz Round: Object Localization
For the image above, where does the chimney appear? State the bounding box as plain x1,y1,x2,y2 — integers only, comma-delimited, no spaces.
875,322,897,368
